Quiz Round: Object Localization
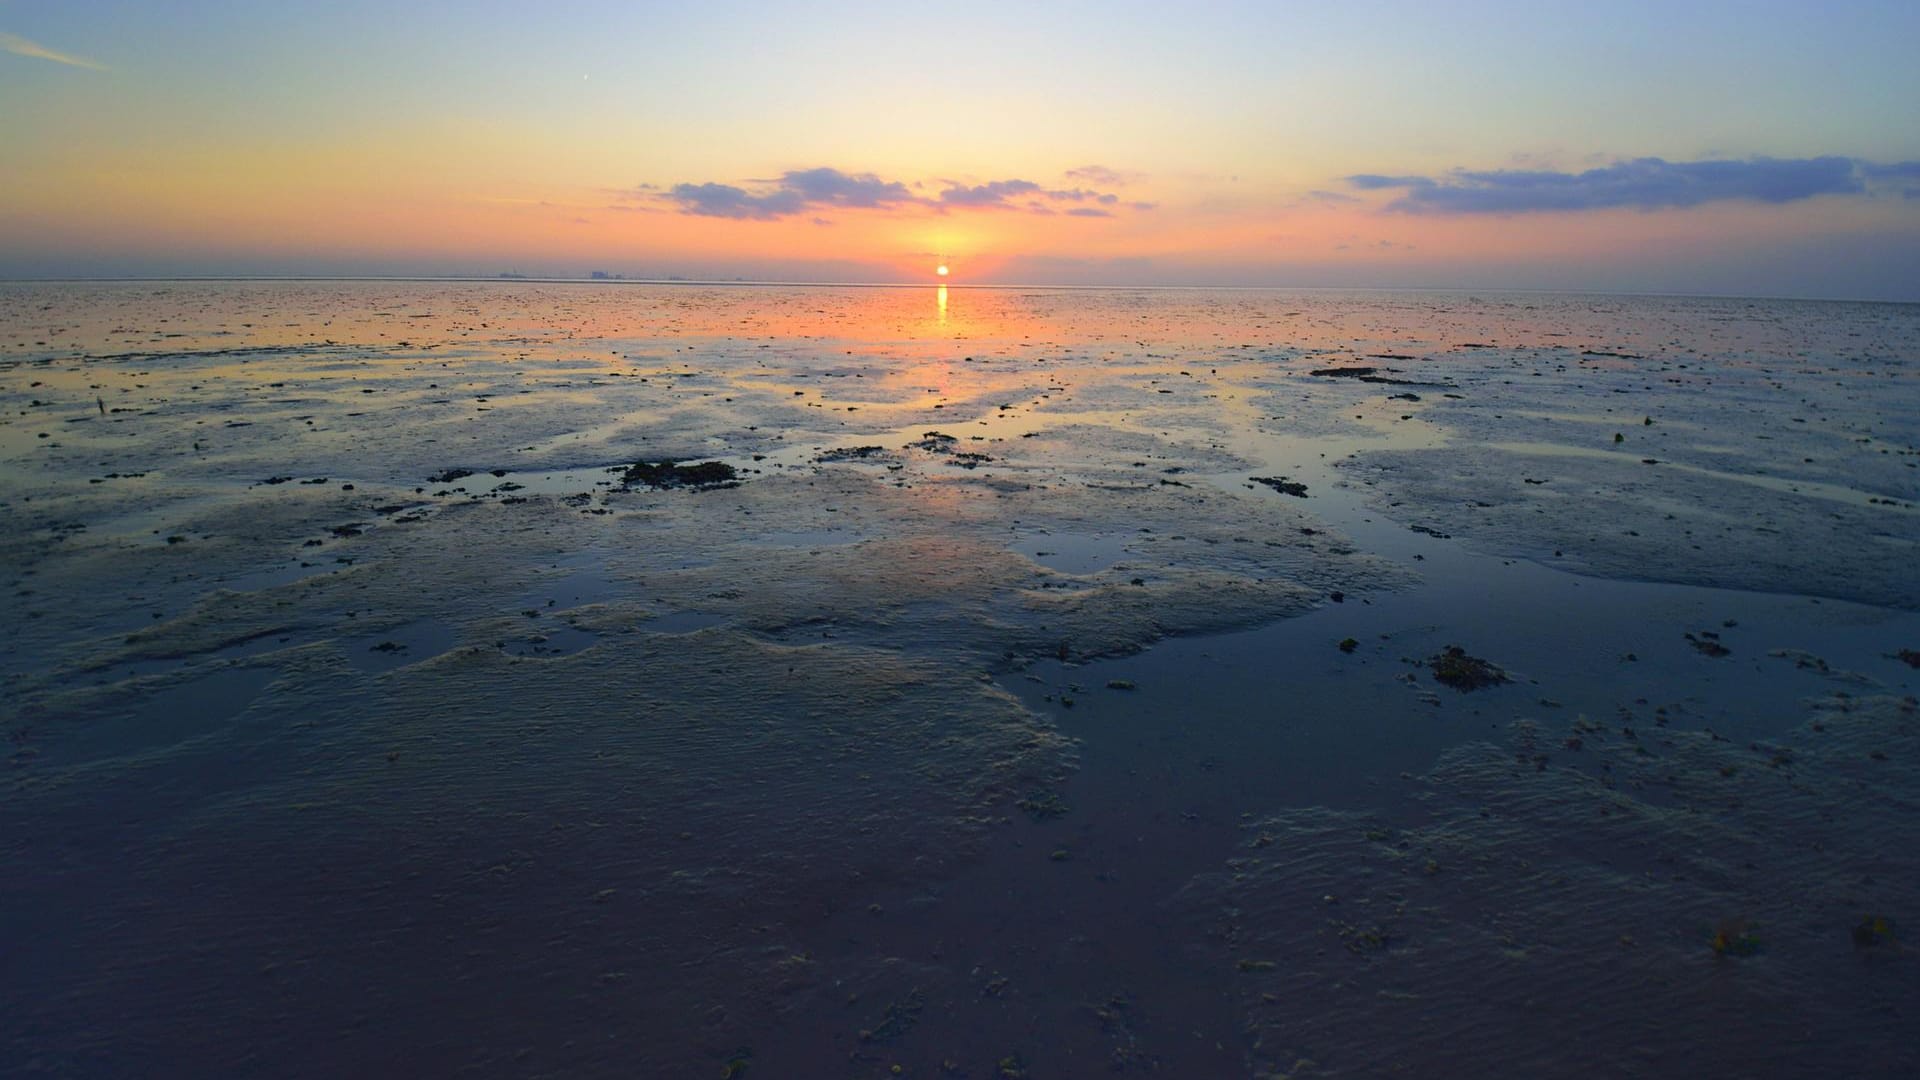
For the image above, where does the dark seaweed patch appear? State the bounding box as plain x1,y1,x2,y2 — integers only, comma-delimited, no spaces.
1308,366,1426,386
1017,789,1070,821
1250,476,1308,498
1686,632,1731,658
1427,645,1509,691
1709,918,1761,957
1852,915,1896,949
907,431,958,452
620,460,740,490
814,445,888,463
858,991,924,1042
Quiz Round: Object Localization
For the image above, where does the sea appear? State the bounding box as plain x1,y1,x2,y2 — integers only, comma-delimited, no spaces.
3,280,1917,1077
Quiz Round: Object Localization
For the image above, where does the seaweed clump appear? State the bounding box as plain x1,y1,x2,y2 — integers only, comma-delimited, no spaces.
907,431,957,452
1686,631,1731,658
620,459,739,491
1427,645,1509,691
814,445,888,463
858,991,924,1043
1251,476,1309,498
1853,915,1897,949
1710,918,1762,957
1017,789,1069,821
1307,365,1424,386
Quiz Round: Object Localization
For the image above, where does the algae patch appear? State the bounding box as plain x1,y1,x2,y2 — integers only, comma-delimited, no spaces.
1427,645,1509,691
620,459,740,490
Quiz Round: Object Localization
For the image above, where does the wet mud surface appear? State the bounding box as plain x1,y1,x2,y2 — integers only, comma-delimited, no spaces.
2,283,1918,1076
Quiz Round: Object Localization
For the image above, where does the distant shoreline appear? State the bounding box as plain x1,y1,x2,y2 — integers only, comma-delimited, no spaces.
0,276,1912,307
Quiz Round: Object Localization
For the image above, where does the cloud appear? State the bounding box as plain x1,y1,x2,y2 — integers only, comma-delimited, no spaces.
1346,156,1892,213
656,166,1139,220
668,168,917,219
1346,174,1435,191
0,31,108,71
1040,187,1120,204
1065,165,1140,186
777,167,914,208
1859,161,1920,179
937,179,1042,207
667,182,806,220
937,180,1133,210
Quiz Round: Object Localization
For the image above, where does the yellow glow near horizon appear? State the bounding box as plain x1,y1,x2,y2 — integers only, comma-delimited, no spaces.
936,263,949,277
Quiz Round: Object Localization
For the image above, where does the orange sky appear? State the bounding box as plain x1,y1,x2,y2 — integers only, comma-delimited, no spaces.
2,3,1918,297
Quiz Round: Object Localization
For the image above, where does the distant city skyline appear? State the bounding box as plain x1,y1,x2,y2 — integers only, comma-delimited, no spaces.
4,1,1918,300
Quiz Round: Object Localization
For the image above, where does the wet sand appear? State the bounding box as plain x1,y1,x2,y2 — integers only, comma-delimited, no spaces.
3,282,1917,1076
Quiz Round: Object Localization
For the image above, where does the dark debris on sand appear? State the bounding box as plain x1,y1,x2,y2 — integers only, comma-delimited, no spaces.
814,445,890,463
907,431,958,453
1686,631,1732,658
1428,645,1510,691
1307,365,1428,386
1250,476,1309,498
620,460,740,491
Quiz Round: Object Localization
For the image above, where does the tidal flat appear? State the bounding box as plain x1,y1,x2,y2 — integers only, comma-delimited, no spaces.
3,281,1917,1077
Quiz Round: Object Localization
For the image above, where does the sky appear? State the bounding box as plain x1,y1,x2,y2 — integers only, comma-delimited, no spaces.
2,0,1918,298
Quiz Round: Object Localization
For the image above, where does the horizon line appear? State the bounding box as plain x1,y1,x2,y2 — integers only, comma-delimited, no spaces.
0,274,1913,307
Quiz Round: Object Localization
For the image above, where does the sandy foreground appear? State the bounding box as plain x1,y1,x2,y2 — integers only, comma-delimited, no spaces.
3,282,1917,1077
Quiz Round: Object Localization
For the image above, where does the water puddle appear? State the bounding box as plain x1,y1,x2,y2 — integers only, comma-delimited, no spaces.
109,630,305,682
224,557,338,592
501,623,600,658
750,527,865,549
1010,531,1132,573
347,618,460,674
518,556,622,610
647,610,729,633
36,666,279,766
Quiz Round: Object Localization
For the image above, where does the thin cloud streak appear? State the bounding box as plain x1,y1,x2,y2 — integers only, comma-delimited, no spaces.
0,31,108,71
936,178,1042,208
1065,165,1142,186
657,166,1136,221
1344,156,1920,214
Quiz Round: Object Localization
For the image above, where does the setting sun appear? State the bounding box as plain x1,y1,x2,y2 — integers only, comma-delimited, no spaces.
935,263,949,277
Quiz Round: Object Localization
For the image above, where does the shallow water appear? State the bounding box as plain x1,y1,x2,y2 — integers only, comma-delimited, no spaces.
3,282,1918,1077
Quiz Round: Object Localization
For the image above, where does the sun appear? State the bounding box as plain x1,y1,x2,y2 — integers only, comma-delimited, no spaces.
935,263,949,277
